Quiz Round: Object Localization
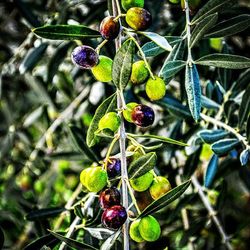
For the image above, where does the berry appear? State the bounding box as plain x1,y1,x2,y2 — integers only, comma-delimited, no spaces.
106,158,121,178
123,102,138,123
129,219,144,242
169,0,180,3
99,187,121,209
102,205,127,230
80,167,108,192
100,16,120,40
98,112,121,132
71,45,98,69
125,7,152,31
145,76,166,101
131,104,155,127
91,56,113,82
130,171,154,192
122,0,144,11
149,176,171,200
138,215,161,242
131,61,149,85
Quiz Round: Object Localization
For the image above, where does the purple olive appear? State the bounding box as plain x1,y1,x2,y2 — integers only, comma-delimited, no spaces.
107,158,121,178
131,104,155,127
100,16,121,40
99,187,121,209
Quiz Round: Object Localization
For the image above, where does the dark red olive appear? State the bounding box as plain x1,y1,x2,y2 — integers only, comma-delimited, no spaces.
102,205,127,230
100,16,121,40
99,187,121,209
107,158,121,178
131,104,155,127
71,45,99,69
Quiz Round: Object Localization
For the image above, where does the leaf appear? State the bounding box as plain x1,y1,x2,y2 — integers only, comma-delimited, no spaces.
32,25,100,40
24,234,59,250
238,85,250,130
128,152,157,179
198,129,230,144
25,207,66,221
138,32,172,51
190,13,218,48
205,14,250,38
48,230,98,250
68,125,100,162
84,227,114,240
138,180,191,218
204,154,219,188
100,230,121,250
0,227,4,250
45,151,84,161
232,69,250,92
159,60,186,80
240,149,250,166
86,93,117,147
211,138,240,155
201,95,220,110
191,0,237,24
23,106,44,127
247,115,250,143
185,64,201,122
128,134,188,146
195,54,250,69
112,39,135,90
19,43,48,74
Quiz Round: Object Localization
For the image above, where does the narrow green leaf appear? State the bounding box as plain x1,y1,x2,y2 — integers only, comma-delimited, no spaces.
86,93,117,147
24,234,59,250
68,125,100,162
205,14,250,38
128,152,157,179
192,0,237,24
185,64,201,122
25,207,66,221
138,180,191,218
23,106,44,127
100,230,121,250
84,227,113,240
128,134,188,146
48,230,98,250
198,129,230,144
238,85,250,129
232,69,250,92
201,95,220,110
211,138,240,155
195,54,250,69
204,154,219,188
45,151,84,161
190,13,218,48
32,25,100,40
138,32,172,51
159,60,186,79
112,39,135,90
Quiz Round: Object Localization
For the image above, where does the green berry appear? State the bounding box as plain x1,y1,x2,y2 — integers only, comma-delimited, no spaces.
123,102,138,123
91,56,113,82
149,176,171,200
169,0,180,4
129,219,144,242
138,215,161,242
130,61,149,85
130,171,154,192
122,0,144,11
98,112,121,132
145,76,166,101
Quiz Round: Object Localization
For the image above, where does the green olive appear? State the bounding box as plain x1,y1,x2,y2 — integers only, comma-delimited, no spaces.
131,61,149,85
145,76,166,101
122,0,144,11
130,171,154,192
123,102,138,123
98,112,121,132
138,215,161,242
149,176,171,200
129,219,144,242
169,0,180,4
91,56,113,82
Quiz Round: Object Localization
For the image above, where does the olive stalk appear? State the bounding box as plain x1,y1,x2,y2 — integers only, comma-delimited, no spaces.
112,0,130,249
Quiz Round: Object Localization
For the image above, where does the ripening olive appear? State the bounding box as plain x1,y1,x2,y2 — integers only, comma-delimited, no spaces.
100,16,120,40
125,7,152,31
131,104,155,127
129,219,145,242
91,56,113,82
130,171,154,192
149,176,171,200
122,0,144,11
98,112,121,132
145,76,166,101
131,61,149,85
99,187,121,209
123,102,138,123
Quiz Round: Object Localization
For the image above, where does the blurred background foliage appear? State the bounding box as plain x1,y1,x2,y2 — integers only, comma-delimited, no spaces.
0,0,250,249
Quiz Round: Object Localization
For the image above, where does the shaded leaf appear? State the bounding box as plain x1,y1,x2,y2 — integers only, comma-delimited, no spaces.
0,227,4,250
45,151,84,161
128,152,157,179
211,138,240,155
238,85,250,130
25,207,65,221
48,230,98,250
86,93,117,147
204,154,219,188
232,69,250,92
24,234,59,250
100,230,121,250
84,227,114,240
23,106,44,128
247,115,250,143
198,129,230,144
205,14,250,38
32,25,100,40
159,60,186,80
240,149,250,166
185,64,201,122
201,95,220,110
195,54,250,69
190,13,218,48
112,39,135,90
138,180,191,218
